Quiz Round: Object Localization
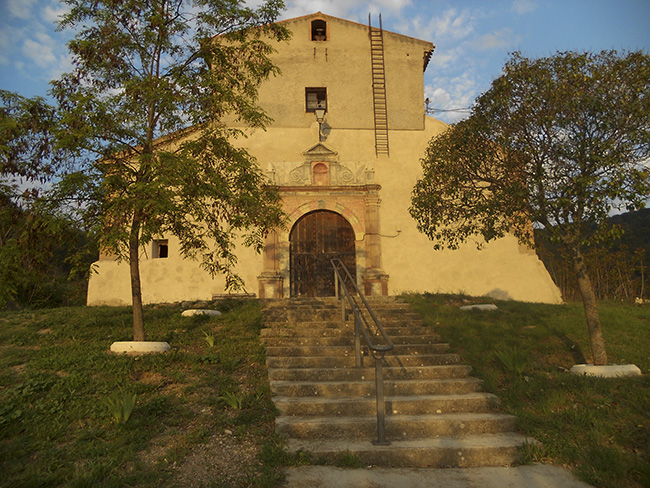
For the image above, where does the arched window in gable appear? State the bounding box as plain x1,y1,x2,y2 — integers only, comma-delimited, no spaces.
311,19,327,41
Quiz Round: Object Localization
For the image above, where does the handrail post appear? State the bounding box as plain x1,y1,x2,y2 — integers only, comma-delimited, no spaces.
334,268,339,300
372,356,390,445
354,311,362,368
330,258,392,446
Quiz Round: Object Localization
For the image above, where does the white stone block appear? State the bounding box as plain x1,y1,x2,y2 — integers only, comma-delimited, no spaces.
569,364,642,377
110,341,171,354
181,309,222,317
459,304,499,311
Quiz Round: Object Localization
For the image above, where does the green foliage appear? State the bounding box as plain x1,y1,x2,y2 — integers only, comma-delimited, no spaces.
51,0,290,339
0,189,97,309
332,450,364,469
411,50,650,366
407,293,650,488
411,50,650,251
494,345,530,376
0,90,65,181
537,209,650,301
202,330,216,348
0,91,97,310
103,390,137,424
219,391,244,410
0,299,285,487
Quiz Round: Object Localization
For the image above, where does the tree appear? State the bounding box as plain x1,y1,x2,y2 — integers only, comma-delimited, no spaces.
410,51,650,365
52,0,289,341
1,90,95,308
0,190,96,308
1,90,65,182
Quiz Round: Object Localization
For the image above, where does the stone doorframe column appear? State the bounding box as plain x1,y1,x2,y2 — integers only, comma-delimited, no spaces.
363,193,389,296
258,230,283,299
257,185,389,298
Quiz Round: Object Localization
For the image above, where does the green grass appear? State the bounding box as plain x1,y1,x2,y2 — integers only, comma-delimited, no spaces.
2,295,648,487
405,294,650,488
0,300,286,488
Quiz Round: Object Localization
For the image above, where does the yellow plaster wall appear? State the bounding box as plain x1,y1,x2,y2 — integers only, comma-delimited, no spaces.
87,235,263,306
86,12,562,306
239,120,562,304
252,13,432,131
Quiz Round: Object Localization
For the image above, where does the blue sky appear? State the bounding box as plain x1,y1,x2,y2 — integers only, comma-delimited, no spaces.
1,0,649,123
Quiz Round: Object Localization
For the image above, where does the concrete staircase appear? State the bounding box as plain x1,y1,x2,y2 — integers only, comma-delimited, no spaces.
261,296,530,467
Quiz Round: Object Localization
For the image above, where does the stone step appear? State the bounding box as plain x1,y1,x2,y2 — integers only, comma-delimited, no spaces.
265,353,462,369
273,392,501,416
270,378,483,398
265,343,450,358
263,303,414,313
263,297,408,307
264,310,423,323
262,321,351,330
267,364,473,382
277,413,517,440
261,324,432,337
264,319,426,329
285,434,528,468
262,334,444,347
263,298,529,468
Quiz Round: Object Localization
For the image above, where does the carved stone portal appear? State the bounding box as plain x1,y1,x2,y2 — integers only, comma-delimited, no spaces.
258,143,387,298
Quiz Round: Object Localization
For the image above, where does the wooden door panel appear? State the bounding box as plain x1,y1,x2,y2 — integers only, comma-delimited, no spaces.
290,211,356,297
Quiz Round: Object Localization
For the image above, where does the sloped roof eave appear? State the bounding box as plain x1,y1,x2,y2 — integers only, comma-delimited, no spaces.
277,11,435,71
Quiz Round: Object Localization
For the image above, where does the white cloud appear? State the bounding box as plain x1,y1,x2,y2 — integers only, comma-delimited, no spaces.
6,0,37,20
0,27,10,65
471,28,520,51
512,0,537,15
281,0,411,23
282,0,364,20
47,51,73,82
369,0,411,14
425,72,477,123
398,8,475,44
429,45,465,71
22,32,57,68
42,0,71,25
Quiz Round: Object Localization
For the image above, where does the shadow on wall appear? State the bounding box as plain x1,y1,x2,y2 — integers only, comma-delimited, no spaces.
487,289,513,301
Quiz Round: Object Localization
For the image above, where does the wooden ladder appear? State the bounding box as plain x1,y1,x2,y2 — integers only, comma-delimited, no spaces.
369,14,389,157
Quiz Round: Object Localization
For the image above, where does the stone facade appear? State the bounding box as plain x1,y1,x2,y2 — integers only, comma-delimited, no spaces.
86,12,562,306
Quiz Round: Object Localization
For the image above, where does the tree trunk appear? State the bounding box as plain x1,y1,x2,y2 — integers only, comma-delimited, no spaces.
572,247,607,365
130,209,146,341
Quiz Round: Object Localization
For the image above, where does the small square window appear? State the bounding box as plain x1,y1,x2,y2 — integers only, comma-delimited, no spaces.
306,87,327,112
153,239,168,259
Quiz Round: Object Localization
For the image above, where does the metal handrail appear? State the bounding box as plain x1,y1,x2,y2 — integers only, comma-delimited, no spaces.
331,258,394,445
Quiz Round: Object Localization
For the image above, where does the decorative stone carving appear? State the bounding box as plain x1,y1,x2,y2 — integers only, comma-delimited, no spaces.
289,164,310,184
302,142,339,162
263,142,376,187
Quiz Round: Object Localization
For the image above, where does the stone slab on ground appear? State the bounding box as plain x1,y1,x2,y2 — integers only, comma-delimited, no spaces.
570,364,642,377
110,341,171,354
181,309,222,317
282,465,594,488
459,304,498,311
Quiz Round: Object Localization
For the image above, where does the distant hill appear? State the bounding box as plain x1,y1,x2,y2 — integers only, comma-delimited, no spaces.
610,208,650,259
535,208,649,301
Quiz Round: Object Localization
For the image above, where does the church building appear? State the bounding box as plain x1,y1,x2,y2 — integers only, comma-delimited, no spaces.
86,12,562,306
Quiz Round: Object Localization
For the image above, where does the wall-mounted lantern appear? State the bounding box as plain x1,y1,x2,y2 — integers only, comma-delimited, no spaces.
314,108,326,142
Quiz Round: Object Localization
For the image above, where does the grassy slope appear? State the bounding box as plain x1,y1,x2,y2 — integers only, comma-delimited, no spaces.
406,294,650,488
0,300,286,488
1,296,648,487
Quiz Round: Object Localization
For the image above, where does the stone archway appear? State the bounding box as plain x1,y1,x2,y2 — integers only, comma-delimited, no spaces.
257,191,388,299
289,210,356,297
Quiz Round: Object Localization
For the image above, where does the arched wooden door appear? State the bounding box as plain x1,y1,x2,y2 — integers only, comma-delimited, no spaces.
290,210,356,297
